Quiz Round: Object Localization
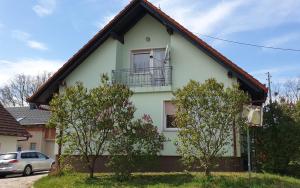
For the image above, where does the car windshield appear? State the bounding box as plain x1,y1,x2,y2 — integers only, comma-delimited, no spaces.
0,153,17,160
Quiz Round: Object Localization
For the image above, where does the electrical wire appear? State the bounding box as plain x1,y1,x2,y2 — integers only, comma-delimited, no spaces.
197,33,300,52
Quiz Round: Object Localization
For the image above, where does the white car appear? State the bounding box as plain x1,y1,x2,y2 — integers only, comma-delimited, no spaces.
0,151,55,177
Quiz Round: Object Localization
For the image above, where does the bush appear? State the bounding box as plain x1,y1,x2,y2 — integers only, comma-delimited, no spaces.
255,102,300,177
107,115,166,180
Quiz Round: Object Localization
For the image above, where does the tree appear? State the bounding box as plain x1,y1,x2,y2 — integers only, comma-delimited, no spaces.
48,75,134,178
173,79,249,176
283,78,300,102
0,72,51,107
107,114,166,180
255,102,300,176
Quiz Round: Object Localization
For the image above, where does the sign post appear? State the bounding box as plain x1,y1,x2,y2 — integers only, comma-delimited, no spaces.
243,105,263,181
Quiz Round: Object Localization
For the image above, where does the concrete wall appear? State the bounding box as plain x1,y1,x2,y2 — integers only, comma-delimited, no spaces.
60,13,240,157
0,135,17,153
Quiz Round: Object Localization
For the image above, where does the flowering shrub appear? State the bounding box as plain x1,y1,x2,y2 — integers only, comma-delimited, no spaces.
107,114,166,180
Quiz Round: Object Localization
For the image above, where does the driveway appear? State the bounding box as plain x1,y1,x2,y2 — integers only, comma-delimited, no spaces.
0,172,48,188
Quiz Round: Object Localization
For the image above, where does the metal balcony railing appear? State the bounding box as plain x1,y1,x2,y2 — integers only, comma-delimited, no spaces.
112,66,172,87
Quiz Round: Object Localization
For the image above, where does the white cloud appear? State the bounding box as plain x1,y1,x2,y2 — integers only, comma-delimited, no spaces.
263,33,300,48
32,0,56,17
11,30,30,41
27,40,48,50
0,58,63,86
250,65,300,83
11,30,48,51
149,0,300,36
94,14,115,30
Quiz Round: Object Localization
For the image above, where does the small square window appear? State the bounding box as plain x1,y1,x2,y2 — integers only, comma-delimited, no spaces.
30,143,37,150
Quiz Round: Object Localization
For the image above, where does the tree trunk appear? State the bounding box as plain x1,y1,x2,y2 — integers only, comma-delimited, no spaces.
57,127,64,172
205,167,211,176
89,157,96,178
89,168,94,178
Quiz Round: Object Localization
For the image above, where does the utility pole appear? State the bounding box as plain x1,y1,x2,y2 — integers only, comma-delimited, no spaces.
266,72,272,104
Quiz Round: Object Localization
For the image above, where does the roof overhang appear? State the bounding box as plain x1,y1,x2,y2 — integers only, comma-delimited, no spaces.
27,0,268,105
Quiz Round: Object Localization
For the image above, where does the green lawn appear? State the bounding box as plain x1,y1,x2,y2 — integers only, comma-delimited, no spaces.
34,172,300,188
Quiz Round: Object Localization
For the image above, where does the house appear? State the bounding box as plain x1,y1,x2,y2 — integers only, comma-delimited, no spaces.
6,107,55,158
28,0,267,171
0,103,30,154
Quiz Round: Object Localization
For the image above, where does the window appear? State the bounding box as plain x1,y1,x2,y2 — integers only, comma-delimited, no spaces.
166,115,176,128
0,153,17,160
21,152,38,159
132,52,150,73
164,101,177,130
37,152,47,159
131,48,166,73
17,146,22,152
30,143,36,150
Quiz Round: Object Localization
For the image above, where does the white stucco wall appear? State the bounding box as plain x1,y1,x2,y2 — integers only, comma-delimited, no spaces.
0,135,17,153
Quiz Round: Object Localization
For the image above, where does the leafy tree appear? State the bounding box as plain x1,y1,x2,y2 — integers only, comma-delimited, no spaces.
255,102,300,176
107,114,166,180
173,79,249,176
0,72,51,107
49,75,134,178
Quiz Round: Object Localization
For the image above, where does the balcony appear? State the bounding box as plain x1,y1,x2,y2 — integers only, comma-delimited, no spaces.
112,66,172,88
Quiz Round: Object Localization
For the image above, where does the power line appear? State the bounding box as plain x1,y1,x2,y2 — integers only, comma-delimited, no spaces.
197,33,300,52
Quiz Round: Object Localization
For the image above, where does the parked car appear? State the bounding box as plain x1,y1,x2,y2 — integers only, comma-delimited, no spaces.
0,151,55,177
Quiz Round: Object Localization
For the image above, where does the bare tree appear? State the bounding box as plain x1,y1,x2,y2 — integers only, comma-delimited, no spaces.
283,77,300,102
0,72,51,107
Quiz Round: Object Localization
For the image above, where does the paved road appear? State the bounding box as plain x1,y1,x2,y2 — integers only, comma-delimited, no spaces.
0,172,48,188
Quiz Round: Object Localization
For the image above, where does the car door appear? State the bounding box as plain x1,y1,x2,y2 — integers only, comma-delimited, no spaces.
20,152,39,171
37,152,50,170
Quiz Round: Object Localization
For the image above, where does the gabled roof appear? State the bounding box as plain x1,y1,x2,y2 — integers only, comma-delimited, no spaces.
27,0,268,105
0,103,31,137
6,107,51,126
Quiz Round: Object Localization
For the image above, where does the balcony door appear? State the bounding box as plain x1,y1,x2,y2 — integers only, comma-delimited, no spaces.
131,48,166,86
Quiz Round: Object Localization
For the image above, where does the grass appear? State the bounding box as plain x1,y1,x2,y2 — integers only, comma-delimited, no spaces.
34,172,300,188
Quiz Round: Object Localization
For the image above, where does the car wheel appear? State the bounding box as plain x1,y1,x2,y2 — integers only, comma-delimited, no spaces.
23,165,32,176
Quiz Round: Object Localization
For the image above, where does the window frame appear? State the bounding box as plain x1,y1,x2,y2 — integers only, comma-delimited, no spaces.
131,50,151,74
163,100,179,132
130,48,166,74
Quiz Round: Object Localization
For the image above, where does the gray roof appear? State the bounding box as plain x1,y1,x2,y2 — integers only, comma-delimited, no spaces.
6,107,51,125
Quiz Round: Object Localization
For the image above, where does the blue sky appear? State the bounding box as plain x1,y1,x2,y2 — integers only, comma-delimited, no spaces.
0,0,300,86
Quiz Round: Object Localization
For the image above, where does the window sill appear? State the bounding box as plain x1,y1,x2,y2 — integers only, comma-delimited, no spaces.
132,86,172,93
163,128,179,132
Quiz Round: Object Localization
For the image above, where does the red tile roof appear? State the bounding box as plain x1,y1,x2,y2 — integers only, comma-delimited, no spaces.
0,103,31,137
27,0,267,104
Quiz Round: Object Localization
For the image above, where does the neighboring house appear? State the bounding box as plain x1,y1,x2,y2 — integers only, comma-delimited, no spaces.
28,0,267,171
0,103,30,154
6,107,55,158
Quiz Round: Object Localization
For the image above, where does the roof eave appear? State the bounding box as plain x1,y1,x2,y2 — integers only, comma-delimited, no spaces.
27,0,268,105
